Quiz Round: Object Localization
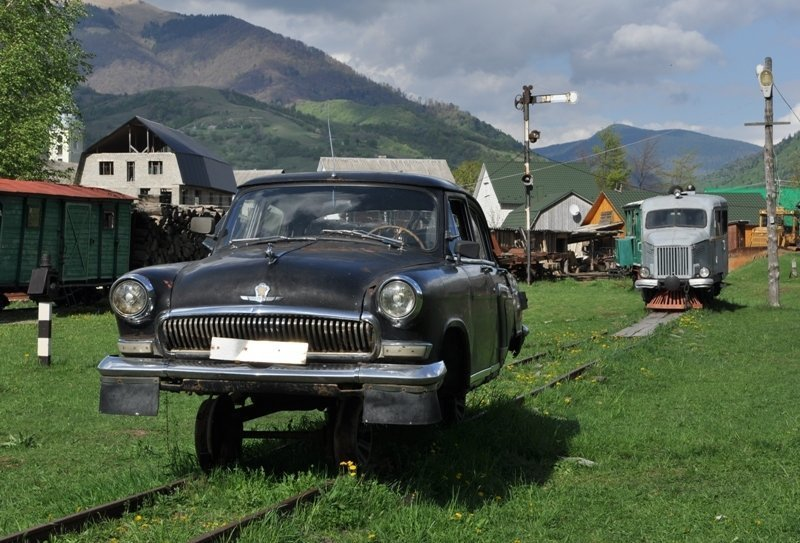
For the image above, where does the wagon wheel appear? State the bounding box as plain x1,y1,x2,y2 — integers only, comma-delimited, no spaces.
329,397,372,469
195,394,243,472
368,225,423,247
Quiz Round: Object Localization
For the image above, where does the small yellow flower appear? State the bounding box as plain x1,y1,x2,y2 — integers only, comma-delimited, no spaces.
455,472,463,480
452,512,463,521
564,396,572,404
368,532,377,540
134,514,143,522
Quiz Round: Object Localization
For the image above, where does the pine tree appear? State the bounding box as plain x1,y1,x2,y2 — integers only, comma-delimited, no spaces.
591,127,630,190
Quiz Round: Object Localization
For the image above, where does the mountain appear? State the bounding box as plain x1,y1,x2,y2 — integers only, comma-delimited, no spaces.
535,124,761,189
702,132,800,188
74,0,519,171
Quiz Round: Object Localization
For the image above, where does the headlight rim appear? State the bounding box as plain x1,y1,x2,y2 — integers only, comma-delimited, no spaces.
699,266,711,278
639,267,651,279
109,274,156,325
377,276,423,327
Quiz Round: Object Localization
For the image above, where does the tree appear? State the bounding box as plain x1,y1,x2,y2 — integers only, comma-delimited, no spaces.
663,152,700,189
629,138,661,189
452,160,482,194
0,0,91,181
591,127,630,191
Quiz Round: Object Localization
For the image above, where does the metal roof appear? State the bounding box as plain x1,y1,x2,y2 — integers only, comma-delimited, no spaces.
0,178,133,200
482,161,599,207
318,157,456,183
239,170,468,193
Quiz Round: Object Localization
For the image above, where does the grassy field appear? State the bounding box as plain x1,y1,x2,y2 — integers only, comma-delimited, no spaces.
1,254,799,541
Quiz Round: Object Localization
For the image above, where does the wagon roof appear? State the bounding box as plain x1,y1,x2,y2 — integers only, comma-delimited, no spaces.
0,178,133,201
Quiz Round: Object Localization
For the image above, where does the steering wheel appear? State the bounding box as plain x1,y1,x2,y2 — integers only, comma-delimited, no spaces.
369,225,424,247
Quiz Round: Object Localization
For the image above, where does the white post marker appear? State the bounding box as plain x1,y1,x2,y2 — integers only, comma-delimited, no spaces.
37,302,52,366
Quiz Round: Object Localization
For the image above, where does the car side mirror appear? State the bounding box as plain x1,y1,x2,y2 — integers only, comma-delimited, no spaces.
455,240,481,260
190,216,215,234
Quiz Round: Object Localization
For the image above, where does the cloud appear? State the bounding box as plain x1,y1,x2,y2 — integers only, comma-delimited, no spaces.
571,23,722,85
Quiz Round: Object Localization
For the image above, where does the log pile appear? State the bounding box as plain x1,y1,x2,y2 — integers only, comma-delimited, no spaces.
130,205,222,269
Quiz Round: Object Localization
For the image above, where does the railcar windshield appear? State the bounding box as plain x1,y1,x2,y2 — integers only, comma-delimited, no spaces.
645,208,707,229
220,184,439,251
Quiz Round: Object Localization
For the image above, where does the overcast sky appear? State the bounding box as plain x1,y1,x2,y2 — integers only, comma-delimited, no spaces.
145,0,800,147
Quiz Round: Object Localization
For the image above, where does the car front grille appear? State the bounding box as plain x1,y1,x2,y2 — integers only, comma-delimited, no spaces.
160,314,375,356
654,246,690,277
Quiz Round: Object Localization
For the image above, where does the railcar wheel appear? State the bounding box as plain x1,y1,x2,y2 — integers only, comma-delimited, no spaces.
329,397,372,469
195,394,243,472
438,336,468,425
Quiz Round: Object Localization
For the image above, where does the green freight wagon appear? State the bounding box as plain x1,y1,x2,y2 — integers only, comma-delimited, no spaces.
614,200,643,273
0,178,133,307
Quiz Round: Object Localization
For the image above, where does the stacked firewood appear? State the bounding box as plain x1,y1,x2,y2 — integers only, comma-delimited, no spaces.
130,206,222,269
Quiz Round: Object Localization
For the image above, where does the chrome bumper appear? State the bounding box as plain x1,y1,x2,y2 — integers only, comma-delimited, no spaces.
635,278,715,289
97,355,446,386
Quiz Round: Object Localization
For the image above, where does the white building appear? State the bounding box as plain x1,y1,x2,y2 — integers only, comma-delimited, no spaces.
76,116,237,207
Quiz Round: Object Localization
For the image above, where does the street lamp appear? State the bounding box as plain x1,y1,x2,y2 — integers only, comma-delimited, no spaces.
514,86,578,284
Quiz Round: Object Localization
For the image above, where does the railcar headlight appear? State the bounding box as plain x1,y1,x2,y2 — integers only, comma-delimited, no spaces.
378,277,422,325
699,267,711,278
110,275,155,324
639,267,651,279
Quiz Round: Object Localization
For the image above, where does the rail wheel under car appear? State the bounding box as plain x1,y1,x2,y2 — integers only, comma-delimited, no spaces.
329,397,372,469
195,394,243,472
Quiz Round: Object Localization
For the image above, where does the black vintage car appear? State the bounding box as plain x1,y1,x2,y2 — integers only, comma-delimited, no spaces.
98,171,527,470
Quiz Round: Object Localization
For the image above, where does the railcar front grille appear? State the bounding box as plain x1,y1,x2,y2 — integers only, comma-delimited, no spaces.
654,246,690,277
160,315,375,355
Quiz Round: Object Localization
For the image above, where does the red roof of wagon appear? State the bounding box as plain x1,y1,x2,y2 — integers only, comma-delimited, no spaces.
0,178,133,200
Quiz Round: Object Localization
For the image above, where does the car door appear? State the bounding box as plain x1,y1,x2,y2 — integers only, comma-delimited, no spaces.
446,195,501,382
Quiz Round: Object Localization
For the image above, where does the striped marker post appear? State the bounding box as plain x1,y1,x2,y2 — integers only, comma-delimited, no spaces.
37,302,53,366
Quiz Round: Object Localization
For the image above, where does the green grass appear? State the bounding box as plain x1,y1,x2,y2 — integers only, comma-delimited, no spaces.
2,256,800,541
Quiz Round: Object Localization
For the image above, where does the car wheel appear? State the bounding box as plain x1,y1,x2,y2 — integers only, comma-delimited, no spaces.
195,394,243,472
329,397,372,470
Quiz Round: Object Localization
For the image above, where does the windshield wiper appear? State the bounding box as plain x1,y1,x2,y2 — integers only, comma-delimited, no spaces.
321,229,404,248
233,235,317,247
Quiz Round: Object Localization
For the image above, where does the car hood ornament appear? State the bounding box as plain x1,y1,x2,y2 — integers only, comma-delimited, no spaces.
240,282,281,303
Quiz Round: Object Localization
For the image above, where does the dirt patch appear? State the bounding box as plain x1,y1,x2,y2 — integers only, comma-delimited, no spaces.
729,249,766,271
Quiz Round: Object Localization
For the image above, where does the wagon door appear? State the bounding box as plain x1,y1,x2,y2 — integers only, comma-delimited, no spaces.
62,202,94,281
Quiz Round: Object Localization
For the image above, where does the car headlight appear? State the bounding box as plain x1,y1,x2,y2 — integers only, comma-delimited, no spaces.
639,267,651,279
699,267,710,278
377,277,422,326
109,275,155,324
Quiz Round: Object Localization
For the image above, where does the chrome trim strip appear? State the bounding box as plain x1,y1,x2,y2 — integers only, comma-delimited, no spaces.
98,356,446,387
469,363,500,386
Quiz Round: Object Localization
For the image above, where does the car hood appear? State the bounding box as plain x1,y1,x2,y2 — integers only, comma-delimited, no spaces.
169,240,437,312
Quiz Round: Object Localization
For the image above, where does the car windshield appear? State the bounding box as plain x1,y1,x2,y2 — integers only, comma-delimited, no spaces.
221,184,440,250
645,208,707,229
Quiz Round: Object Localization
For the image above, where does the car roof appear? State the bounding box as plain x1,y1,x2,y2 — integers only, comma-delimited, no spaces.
239,170,468,194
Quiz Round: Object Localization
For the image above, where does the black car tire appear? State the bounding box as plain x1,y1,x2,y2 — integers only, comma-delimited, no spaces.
195,394,243,472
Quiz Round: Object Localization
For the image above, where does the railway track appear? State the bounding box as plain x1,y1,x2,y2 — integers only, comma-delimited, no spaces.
1,322,660,542
0,479,325,543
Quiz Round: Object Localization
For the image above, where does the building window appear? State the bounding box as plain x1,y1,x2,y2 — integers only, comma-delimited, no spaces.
160,189,172,204
99,161,114,175
148,161,163,175
103,211,116,229
26,204,41,229
600,211,613,225
139,188,150,197
127,161,135,182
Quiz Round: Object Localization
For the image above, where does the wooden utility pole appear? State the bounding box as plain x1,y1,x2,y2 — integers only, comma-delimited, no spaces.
746,57,788,307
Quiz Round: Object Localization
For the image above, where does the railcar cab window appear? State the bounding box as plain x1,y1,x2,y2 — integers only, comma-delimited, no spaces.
446,196,491,260
645,208,707,229
221,184,439,251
